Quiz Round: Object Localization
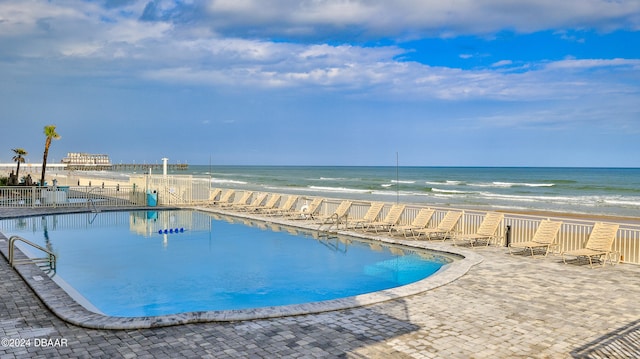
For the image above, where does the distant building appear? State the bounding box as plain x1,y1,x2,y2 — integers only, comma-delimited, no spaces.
61,152,112,170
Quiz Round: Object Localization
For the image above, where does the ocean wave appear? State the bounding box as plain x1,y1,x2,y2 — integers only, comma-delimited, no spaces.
425,180,464,186
477,191,574,202
318,177,347,181
601,198,640,207
391,180,416,184
473,192,640,209
431,188,471,194
470,181,554,188
308,186,372,194
211,178,248,185
573,185,640,194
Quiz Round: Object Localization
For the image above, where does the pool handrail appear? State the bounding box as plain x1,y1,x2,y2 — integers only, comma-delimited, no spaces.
8,235,56,272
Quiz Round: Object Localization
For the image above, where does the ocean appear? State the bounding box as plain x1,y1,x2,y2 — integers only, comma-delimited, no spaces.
173,166,639,218
95,166,640,218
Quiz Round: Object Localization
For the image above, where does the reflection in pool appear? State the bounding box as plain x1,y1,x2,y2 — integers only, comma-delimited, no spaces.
0,210,453,317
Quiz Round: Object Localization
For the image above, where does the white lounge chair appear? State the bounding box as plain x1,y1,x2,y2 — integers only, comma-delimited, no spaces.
391,208,435,238
413,211,462,240
211,189,235,206
250,194,282,213
349,202,385,230
317,200,352,229
235,193,268,211
453,212,504,247
221,191,253,208
562,222,620,268
262,195,299,216
364,204,405,233
508,220,562,258
288,197,324,220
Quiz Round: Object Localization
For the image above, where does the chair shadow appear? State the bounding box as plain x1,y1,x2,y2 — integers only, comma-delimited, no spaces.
571,318,640,358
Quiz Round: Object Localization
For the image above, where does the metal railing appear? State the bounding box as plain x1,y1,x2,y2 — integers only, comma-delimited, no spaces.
0,185,146,208
319,198,640,265
193,193,640,265
9,235,56,271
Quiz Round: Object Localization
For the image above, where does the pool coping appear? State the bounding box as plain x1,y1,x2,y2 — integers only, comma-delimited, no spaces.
0,208,483,330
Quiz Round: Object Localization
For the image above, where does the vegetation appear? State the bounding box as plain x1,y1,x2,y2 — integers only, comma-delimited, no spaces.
40,125,61,187
12,148,28,180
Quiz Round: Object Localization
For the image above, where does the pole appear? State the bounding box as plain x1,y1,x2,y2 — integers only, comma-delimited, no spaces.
396,152,399,204
162,157,168,177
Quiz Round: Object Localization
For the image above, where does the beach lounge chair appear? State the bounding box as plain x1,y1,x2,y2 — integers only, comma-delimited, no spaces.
288,197,324,219
413,211,463,240
193,188,221,205
211,189,235,206
262,195,299,216
349,202,385,230
221,191,253,208
453,212,504,247
316,200,352,229
391,208,435,238
562,222,620,268
508,220,562,258
235,192,268,211
364,204,406,233
250,194,282,213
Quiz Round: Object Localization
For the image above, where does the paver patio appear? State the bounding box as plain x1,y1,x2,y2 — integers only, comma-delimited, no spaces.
1,207,639,358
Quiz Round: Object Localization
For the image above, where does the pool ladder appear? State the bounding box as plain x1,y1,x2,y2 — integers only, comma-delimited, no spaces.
87,188,100,213
8,235,56,273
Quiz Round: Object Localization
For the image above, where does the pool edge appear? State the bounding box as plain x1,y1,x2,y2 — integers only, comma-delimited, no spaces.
0,213,483,330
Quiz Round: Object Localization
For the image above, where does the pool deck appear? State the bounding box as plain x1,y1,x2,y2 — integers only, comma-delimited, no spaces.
1,207,640,358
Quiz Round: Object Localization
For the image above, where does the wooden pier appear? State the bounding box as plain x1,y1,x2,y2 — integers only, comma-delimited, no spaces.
111,163,188,171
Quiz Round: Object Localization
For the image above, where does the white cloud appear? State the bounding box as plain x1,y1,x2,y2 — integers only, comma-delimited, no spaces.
107,18,173,44
492,60,513,67
0,1,84,36
1,0,639,113
545,58,640,70
197,0,640,39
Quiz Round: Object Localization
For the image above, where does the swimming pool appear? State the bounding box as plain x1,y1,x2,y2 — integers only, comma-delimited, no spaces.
1,209,454,319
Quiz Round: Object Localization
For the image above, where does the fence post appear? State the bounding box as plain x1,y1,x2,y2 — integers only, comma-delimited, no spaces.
31,187,37,208
504,225,512,247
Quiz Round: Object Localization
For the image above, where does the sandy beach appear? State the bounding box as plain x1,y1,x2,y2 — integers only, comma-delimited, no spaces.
44,172,132,188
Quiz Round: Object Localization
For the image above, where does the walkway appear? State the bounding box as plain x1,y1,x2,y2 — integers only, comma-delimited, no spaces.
1,207,639,358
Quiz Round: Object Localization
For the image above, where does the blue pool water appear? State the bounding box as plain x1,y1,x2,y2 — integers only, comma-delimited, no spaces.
0,210,451,317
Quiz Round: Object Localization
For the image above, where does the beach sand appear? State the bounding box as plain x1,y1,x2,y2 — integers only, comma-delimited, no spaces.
46,172,131,187
495,209,640,226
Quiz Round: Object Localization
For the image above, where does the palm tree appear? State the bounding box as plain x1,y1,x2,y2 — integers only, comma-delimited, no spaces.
12,148,28,182
40,125,61,187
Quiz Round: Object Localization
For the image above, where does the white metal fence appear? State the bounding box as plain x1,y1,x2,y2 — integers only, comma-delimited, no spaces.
0,186,146,208
321,199,640,265
130,175,211,206
2,179,640,265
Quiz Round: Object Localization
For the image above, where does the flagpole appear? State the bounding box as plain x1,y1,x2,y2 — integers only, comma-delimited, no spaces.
396,152,399,204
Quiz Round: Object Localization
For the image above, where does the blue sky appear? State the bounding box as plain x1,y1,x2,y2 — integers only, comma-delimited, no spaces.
1,0,639,167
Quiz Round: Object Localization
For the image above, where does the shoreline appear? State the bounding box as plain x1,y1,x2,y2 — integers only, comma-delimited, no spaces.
493,208,640,226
